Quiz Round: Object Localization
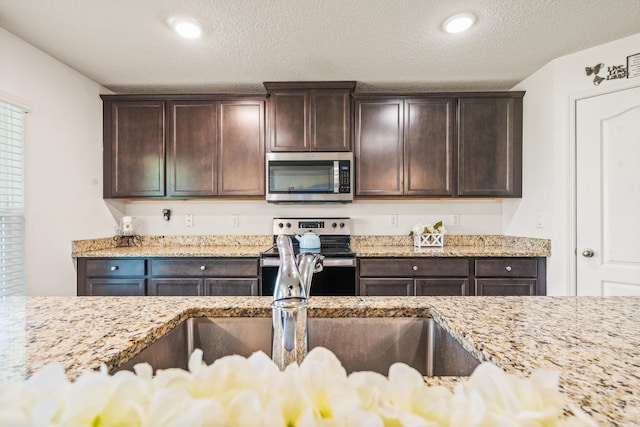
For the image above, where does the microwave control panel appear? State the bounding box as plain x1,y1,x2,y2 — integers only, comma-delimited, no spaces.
339,161,351,193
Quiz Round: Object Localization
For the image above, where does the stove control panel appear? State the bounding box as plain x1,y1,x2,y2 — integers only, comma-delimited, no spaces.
273,217,351,236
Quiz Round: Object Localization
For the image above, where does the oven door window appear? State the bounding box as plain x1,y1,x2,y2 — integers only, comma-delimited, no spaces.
268,160,336,194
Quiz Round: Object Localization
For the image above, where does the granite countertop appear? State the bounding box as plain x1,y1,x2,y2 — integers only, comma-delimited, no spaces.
1,296,637,425
72,234,551,258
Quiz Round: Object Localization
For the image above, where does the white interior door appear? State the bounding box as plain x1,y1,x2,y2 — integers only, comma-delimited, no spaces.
576,86,640,295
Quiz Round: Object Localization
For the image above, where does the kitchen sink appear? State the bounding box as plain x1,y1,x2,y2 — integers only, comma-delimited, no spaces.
114,317,480,376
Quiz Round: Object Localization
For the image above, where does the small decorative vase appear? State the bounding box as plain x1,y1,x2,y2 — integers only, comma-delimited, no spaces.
414,233,444,248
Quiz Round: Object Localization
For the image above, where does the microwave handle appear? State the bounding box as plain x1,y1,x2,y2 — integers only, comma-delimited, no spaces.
333,161,340,194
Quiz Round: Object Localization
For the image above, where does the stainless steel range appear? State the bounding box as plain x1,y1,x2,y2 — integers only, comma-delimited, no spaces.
260,217,357,296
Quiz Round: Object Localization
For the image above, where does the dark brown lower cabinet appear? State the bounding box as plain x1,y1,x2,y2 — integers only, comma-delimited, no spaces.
358,258,470,296
415,279,470,296
150,278,203,296
87,278,146,296
77,257,259,296
475,279,536,296
358,257,546,296
359,279,414,296
205,279,259,296
473,257,546,296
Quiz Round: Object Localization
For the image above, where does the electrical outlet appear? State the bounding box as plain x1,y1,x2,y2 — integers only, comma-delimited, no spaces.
164,218,172,228
536,212,544,229
388,214,398,227
185,214,193,227
451,214,460,226
232,214,239,227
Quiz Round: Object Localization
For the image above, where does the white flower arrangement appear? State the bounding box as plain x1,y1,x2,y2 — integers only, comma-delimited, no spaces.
0,347,597,427
410,221,447,248
409,221,447,237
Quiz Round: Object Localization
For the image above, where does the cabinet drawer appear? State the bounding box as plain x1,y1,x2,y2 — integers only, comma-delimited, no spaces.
359,258,469,277
151,258,258,277
474,258,537,277
86,259,145,277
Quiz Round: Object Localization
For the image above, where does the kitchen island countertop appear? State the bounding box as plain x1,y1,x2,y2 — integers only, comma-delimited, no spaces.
1,295,637,426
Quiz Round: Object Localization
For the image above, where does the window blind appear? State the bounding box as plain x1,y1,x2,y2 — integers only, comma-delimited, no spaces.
0,101,25,297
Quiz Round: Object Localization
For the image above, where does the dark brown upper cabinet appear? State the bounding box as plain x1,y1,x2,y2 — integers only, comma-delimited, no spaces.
102,95,265,199
264,81,356,152
167,99,265,197
168,101,217,197
404,98,456,196
354,92,523,199
457,94,523,197
354,97,455,197
354,98,404,196
103,100,166,198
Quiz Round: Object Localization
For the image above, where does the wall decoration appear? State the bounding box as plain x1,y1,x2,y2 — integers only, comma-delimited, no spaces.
585,63,605,85
606,64,628,80
585,61,630,85
628,53,640,79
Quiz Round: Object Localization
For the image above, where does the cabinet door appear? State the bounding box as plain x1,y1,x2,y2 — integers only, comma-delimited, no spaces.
150,278,204,296
168,102,217,197
355,99,404,196
106,102,165,197
205,278,259,296
218,100,265,196
475,279,536,296
268,91,309,151
416,279,469,296
359,278,414,296
86,279,146,296
457,97,522,197
310,89,351,151
404,99,455,196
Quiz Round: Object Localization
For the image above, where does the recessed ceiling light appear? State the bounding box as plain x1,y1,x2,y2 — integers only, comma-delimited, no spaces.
442,13,476,34
168,17,203,39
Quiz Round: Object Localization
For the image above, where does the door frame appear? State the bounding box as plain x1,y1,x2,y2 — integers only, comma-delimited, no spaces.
569,81,640,295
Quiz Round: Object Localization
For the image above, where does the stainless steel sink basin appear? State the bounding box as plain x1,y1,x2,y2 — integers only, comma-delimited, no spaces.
115,317,480,376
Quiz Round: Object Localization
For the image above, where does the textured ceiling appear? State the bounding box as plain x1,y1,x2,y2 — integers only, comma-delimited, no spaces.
1,0,639,94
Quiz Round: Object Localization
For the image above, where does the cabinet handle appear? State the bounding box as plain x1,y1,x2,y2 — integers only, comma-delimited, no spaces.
200,265,206,271
110,266,119,271
412,265,419,271
505,266,512,272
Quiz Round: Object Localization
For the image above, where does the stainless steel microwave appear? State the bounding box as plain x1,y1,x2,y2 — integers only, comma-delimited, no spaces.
265,152,353,203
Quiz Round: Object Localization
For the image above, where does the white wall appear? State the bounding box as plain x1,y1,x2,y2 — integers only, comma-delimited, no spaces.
507,32,640,295
119,199,502,236
0,27,116,296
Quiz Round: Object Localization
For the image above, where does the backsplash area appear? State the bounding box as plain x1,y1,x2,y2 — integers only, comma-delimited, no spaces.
108,199,508,237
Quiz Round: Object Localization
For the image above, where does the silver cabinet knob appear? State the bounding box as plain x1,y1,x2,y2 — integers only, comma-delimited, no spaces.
505,266,512,272
412,265,419,271
110,266,118,271
582,248,595,258
200,265,206,271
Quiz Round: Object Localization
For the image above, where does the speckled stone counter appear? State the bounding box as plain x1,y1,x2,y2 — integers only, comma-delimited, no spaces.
351,235,551,257
72,235,273,258
0,296,636,425
72,234,550,258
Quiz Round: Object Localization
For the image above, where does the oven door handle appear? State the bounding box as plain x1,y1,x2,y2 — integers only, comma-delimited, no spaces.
260,257,356,268
322,258,356,267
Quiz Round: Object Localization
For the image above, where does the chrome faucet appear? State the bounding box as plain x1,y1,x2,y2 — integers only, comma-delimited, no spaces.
271,235,324,370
